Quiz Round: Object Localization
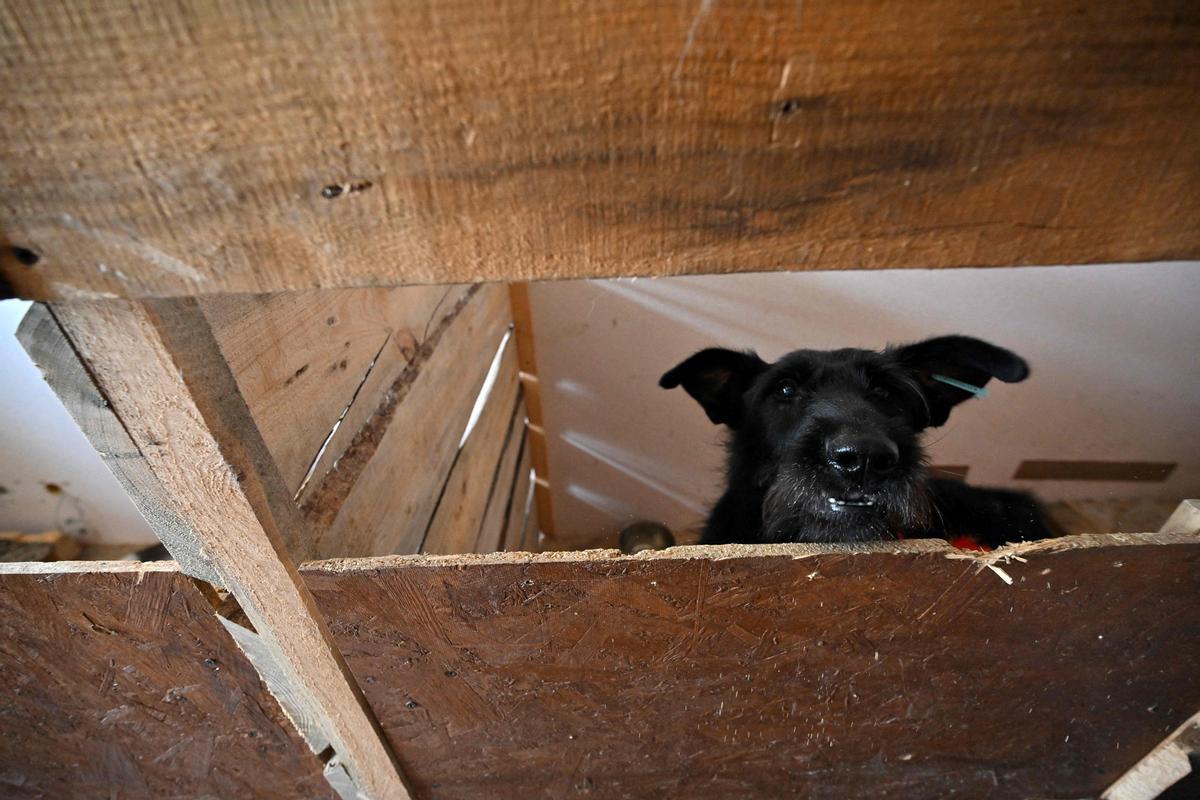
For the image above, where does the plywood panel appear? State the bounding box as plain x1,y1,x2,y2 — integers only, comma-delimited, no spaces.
200,284,470,498
3,1,1198,299
0,562,334,800
304,284,511,556
304,534,1200,800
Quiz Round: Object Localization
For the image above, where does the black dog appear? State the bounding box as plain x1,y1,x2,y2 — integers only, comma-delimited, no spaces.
660,336,1054,548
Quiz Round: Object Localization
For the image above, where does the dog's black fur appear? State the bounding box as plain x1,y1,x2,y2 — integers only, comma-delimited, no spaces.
660,336,1055,547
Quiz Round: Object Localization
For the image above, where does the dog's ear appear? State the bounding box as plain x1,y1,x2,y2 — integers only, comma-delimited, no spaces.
894,336,1030,428
660,348,768,428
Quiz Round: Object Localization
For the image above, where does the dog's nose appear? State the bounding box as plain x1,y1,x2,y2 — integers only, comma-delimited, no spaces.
826,436,899,477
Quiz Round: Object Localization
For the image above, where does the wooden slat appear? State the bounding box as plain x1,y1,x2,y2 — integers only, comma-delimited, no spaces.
302,533,1200,800
3,1,1198,300
199,284,465,497
305,283,512,557
424,335,523,554
508,282,556,537
0,562,334,800
15,303,220,585
422,338,521,554
476,404,529,554
500,435,535,552
46,298,410,800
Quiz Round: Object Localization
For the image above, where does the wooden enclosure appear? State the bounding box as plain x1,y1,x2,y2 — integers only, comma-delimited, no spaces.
1,1,1199,799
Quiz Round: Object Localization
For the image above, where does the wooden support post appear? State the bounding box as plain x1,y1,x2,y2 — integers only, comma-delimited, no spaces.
37,299,411,800
508,282,555,542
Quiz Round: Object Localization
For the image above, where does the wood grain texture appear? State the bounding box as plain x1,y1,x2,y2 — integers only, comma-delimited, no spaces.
0,562,334,800
475,403,529,554
303,283,512,557
47,299,410,799
200,284,469,499
508,282,555,537
15,303,221,584
423,340,521,555
500,435,535,552
3,0,1198,300
304,534,1200,800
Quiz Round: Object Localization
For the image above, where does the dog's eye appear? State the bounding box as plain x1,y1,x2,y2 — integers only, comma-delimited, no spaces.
869,385,892,401
773,379,800,399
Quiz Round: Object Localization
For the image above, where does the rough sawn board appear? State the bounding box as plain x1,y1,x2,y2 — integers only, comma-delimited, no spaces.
304,535,1200,800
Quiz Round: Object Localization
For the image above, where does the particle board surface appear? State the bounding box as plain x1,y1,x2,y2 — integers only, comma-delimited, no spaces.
0,563,334,800
303,534,1200,800
2,0,1198,299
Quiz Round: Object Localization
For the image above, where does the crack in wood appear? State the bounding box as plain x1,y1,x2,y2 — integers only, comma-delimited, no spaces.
299,285,482,528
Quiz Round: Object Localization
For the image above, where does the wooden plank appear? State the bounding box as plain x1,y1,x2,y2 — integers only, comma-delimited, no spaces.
508,282,556,537
422,339,521,554
47,299,410,800
476,405,529,554
15,303,221,585
3,1,1198,300
304,284,512,557
422,341,520,554
0,561,334,799
199,284,463,498
500,435,534,552
303,533,1200,800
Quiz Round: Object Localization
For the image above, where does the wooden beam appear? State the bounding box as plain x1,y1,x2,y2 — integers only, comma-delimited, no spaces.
508,282,555,540
302,533,1200,799
16,303,221,584
0,561,335,799
3,1,1198,299
46,298,410,800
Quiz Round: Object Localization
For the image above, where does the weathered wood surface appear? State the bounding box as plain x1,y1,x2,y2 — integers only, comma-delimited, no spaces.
0,562,334,800
508,282,555,538
3,1,1198,300
500,437,535,552
47,299,410,799
423,340,521,554
302,284,512,557
15,304,221,584
304,534,1200,800
200,284,467,499
474,402,530,555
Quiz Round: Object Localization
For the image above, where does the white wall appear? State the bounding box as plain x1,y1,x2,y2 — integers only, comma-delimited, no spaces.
0,300,157,545
529,263,1200,545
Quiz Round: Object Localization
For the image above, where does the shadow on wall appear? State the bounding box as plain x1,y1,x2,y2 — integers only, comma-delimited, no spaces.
528,262,1200,548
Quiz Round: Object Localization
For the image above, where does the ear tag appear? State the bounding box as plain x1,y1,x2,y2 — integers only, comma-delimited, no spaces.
932,373,988,398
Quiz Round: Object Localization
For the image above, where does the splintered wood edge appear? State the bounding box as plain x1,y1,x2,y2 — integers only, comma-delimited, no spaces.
301,530,1199,574
0,560,182,575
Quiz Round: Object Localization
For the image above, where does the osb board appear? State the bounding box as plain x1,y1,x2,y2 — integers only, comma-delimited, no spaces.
303,534,1200,800
2,1,1198,300
0,562,334,799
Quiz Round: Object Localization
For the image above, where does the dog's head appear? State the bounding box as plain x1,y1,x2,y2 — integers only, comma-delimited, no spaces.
660,336,1029,542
